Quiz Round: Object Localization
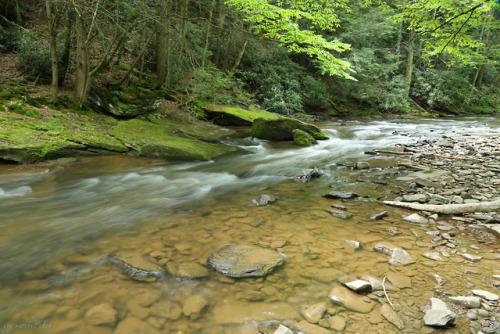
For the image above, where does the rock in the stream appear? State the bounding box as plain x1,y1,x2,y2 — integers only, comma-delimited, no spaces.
183,295,208,319
294,320,330,334
207,244,285,278
344,239,361,250
380,303,405,329
297,167,325,183
361,275,397,291
108,251,165,281
403,213,428,224
344,279,372,293
253,194,279,206
423,298,456,327
448,296,481,308
300,302,327,324
355,162,370,169
323,191,360,200
472,289,499,301
166,262,210,279
402,194,428,203
329,286,375,313
422,252,445,261
273,325,293,334
293,129,318,146
389,248,415,266
85,303,117,326
373,242,397,255
325,209,350,219
370,211,388,221
461,253,483,262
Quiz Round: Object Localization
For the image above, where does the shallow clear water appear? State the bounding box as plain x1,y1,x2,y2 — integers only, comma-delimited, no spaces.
0,116,499,333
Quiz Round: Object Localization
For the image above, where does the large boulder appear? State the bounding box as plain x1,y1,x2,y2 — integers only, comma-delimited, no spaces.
207,244,285,278
200,104,280,126
89,87,162,118
252,117,328,141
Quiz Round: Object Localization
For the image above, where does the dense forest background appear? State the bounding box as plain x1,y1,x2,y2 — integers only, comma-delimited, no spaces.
1,0,499,118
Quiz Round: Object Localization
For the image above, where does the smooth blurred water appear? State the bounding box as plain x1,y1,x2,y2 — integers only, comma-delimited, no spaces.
0,116,499,282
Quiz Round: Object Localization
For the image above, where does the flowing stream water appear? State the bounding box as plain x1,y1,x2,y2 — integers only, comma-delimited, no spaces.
0,117,499,333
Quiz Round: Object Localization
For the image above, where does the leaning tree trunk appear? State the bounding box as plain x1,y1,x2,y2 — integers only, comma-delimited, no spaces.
45,0,59,104
74,12,91,107
155,0,169,88
404,27,416,99
383,199,500,214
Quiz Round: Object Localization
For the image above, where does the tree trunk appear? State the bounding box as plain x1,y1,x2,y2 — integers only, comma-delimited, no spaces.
227,39,247,79
45,0,59,104
214,0,225,66
155,0,169,88
177,0,189,71
58,14,72,86
383,199,500,214
15,0,22,24
395,21,403,63
201,8,213,68
404,27,416,99
74,11,91,107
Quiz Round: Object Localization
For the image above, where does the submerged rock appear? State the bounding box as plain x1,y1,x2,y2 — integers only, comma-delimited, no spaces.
389,248,415,266
108,251,165,281
252,194,279,206
423,298,456,327
166,262,210,279
380,303,405,329
324,191,360,200
85,303,117,326
403,213,428,224
301,302,327,324
294,320,330,334
329,286,375,313
207,244,285,278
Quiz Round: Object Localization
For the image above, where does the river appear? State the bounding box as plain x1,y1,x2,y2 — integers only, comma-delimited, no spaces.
0,116,499,333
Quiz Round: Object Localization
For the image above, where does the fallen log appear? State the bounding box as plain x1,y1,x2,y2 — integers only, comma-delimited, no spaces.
382,199,500,214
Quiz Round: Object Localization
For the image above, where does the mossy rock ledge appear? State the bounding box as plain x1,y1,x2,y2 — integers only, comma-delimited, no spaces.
89,88,162,118
200,104,280,126
252,117,328,141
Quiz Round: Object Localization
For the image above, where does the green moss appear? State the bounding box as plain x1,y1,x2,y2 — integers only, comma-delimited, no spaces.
252,117,328,141
199,103,281,126
292,129,317,146
110,119,236,160
7,101,42,118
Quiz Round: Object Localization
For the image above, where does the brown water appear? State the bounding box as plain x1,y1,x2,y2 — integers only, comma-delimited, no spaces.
0,118,499,333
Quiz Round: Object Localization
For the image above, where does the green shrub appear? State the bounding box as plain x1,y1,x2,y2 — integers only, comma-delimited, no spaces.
17,34,53,79
0,28,22,53
244,62,302,114
302,76,329,108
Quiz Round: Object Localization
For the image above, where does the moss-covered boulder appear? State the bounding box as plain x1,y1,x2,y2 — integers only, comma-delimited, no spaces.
292,129,317,146
252,117,328,141
0,113,128,163
200,104,280,126
89,87,162,118
109,119,236,160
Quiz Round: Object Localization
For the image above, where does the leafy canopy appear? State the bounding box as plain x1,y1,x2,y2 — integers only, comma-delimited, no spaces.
225,0,355,79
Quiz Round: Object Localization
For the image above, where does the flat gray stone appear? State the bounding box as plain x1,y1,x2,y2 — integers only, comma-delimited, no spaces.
472,289,499,301
461,253,483,262
380,303,404,329
108,251,165,281
329,286,375,313
403,213,428,224
389,248,415,266
423,298,456,327
345,279,372,293
324,191,360,199
402,194,428,203
207,244,285,278
448,296,481,308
